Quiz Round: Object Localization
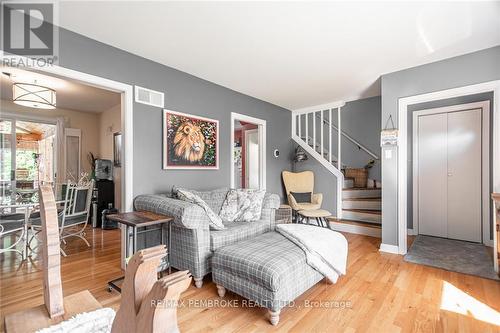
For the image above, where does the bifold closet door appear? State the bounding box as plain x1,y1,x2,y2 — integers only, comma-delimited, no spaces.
418,113,448,238
447,109,481,243
417,109,482,242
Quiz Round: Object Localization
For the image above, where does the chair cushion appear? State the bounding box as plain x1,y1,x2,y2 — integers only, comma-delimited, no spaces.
30,214,87,227
293,202,321,211
298,209,331,218
0,220,25,233
210,219,271,251
0,213,25,221
290,191,312,203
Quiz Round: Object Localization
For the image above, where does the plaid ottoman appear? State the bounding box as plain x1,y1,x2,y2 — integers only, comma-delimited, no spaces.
212,231,324,325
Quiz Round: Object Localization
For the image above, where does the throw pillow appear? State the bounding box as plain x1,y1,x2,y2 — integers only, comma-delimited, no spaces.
172,186,229,214
290,191,312,203
176,189,225,230
219,189,266,222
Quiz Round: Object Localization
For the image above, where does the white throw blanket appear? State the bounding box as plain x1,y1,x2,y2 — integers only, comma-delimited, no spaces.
276,224,348,283
36,308,115,333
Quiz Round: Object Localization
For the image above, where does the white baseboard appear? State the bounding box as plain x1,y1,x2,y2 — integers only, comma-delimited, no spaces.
406,229,493,247
407,228,417,236
329,221,381,238
379,243,399,254
484,239,493,247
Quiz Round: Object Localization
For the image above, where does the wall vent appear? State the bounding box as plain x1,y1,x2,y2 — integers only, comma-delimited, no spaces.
134,85,164,108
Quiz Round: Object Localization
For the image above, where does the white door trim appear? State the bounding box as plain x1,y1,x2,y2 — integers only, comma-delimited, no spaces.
4,53,134,269
230,112,266,190
412,102,490,245
396,79,500,276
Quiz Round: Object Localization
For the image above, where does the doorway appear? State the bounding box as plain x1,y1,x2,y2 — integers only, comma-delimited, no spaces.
0,118,57,206
230,113,266,190
1,59,133,268
412,102,489,244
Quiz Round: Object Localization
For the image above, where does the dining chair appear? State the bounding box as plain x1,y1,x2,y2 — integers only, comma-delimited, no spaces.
30,180,94,256
0,212,27,257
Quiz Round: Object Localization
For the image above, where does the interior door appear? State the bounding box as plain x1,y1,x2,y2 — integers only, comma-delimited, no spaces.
245,129,259,189
418,113,448,238
447,109,482,242
417,109,482,242
64,128,81,182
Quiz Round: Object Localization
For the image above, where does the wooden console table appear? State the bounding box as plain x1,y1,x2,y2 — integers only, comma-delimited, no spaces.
106,211,174,293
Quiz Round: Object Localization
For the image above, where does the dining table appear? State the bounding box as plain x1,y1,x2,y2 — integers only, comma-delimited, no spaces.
0,194,66,261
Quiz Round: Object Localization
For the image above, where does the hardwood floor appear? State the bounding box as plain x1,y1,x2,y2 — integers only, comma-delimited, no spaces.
1,227,499,332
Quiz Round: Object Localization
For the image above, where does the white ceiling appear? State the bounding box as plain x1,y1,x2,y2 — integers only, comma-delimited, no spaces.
0,67,121,112
57,1,500,110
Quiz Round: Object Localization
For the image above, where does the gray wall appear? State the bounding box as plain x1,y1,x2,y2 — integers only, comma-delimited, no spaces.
51,28,293,200
407,92,494,240
381,46,500,246
333,96,381,181
294,96,382,214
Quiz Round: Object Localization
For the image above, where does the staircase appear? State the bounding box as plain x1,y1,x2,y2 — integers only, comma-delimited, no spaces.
291,101,382,237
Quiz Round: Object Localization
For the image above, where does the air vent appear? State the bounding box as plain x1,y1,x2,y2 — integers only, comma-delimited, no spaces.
134,85,164,108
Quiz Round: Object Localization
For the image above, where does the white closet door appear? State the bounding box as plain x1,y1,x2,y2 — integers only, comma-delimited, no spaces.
418,113,448,238
447,109,482,242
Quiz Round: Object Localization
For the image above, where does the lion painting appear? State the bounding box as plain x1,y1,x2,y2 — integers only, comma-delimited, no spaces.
173,121,206,162
164,110,218,169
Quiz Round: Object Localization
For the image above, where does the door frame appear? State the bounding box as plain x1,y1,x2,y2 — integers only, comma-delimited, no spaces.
4,53,134,269
396,79,500,276
230,112,266,190
412,102,490,244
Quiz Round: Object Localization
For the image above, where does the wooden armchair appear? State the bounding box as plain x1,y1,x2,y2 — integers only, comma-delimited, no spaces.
282,171,323,214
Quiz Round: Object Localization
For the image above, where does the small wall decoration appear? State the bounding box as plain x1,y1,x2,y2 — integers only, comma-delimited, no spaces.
113,132,122,167
163,110,219,169
381,115,398,146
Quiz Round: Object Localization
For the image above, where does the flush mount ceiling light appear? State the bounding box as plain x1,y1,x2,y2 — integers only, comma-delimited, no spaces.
12,82,56,109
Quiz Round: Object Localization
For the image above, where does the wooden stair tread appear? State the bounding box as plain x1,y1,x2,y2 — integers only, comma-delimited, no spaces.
343,188,381,191
342,209,382,215
328,218,381,229
343,198,381,201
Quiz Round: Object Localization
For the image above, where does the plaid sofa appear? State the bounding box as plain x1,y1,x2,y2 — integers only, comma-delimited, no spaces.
134,187,280,287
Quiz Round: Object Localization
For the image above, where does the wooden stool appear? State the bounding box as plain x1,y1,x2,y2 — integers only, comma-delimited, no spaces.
297,209,332,228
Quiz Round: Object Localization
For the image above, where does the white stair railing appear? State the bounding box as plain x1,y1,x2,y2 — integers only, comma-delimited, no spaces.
291,101,346,218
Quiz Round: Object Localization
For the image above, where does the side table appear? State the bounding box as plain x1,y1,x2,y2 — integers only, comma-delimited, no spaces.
276,204,292,224
106,211,174,293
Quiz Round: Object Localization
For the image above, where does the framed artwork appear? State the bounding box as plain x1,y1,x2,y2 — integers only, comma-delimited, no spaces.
163,110,219,169
113,132,122,167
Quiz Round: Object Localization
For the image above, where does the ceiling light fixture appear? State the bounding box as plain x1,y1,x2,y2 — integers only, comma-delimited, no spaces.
12,82,56,109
